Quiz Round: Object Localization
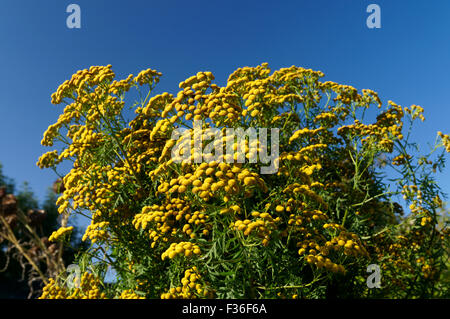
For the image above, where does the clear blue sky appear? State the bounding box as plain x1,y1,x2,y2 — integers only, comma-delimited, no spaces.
0,0,449,205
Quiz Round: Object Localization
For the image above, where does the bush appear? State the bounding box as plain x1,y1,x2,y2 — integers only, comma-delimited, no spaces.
37,63,449,298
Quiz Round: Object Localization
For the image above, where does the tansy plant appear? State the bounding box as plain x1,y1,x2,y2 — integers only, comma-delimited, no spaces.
37,63,449,299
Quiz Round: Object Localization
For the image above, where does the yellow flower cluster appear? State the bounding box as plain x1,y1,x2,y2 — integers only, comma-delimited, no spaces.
39,272,106,299
60,126,104,159
48,226,74,242
314,112,339,127
361,89,382,108
82,221,109,243
283,183,327,208
155,161,267,202
421,263,436,279
420,216,432,226
152,71,224,125
161,241,201,260
336,100,405,153
438,131,450,152
296,230,368,274
392,154,412,166
51,65,115,104
231,211,281,246
118,289,145,299
401,184,420,201
134,201,188,234
299,163,322,176
160,267,213,299
39,278,67,299
404,104,425,121
42,66,129,148
329,83,361,105
133,197,211,247
304,254,346,274
134,68,162,86
279,144,328,163
37,150,60,169
289,128,324,144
